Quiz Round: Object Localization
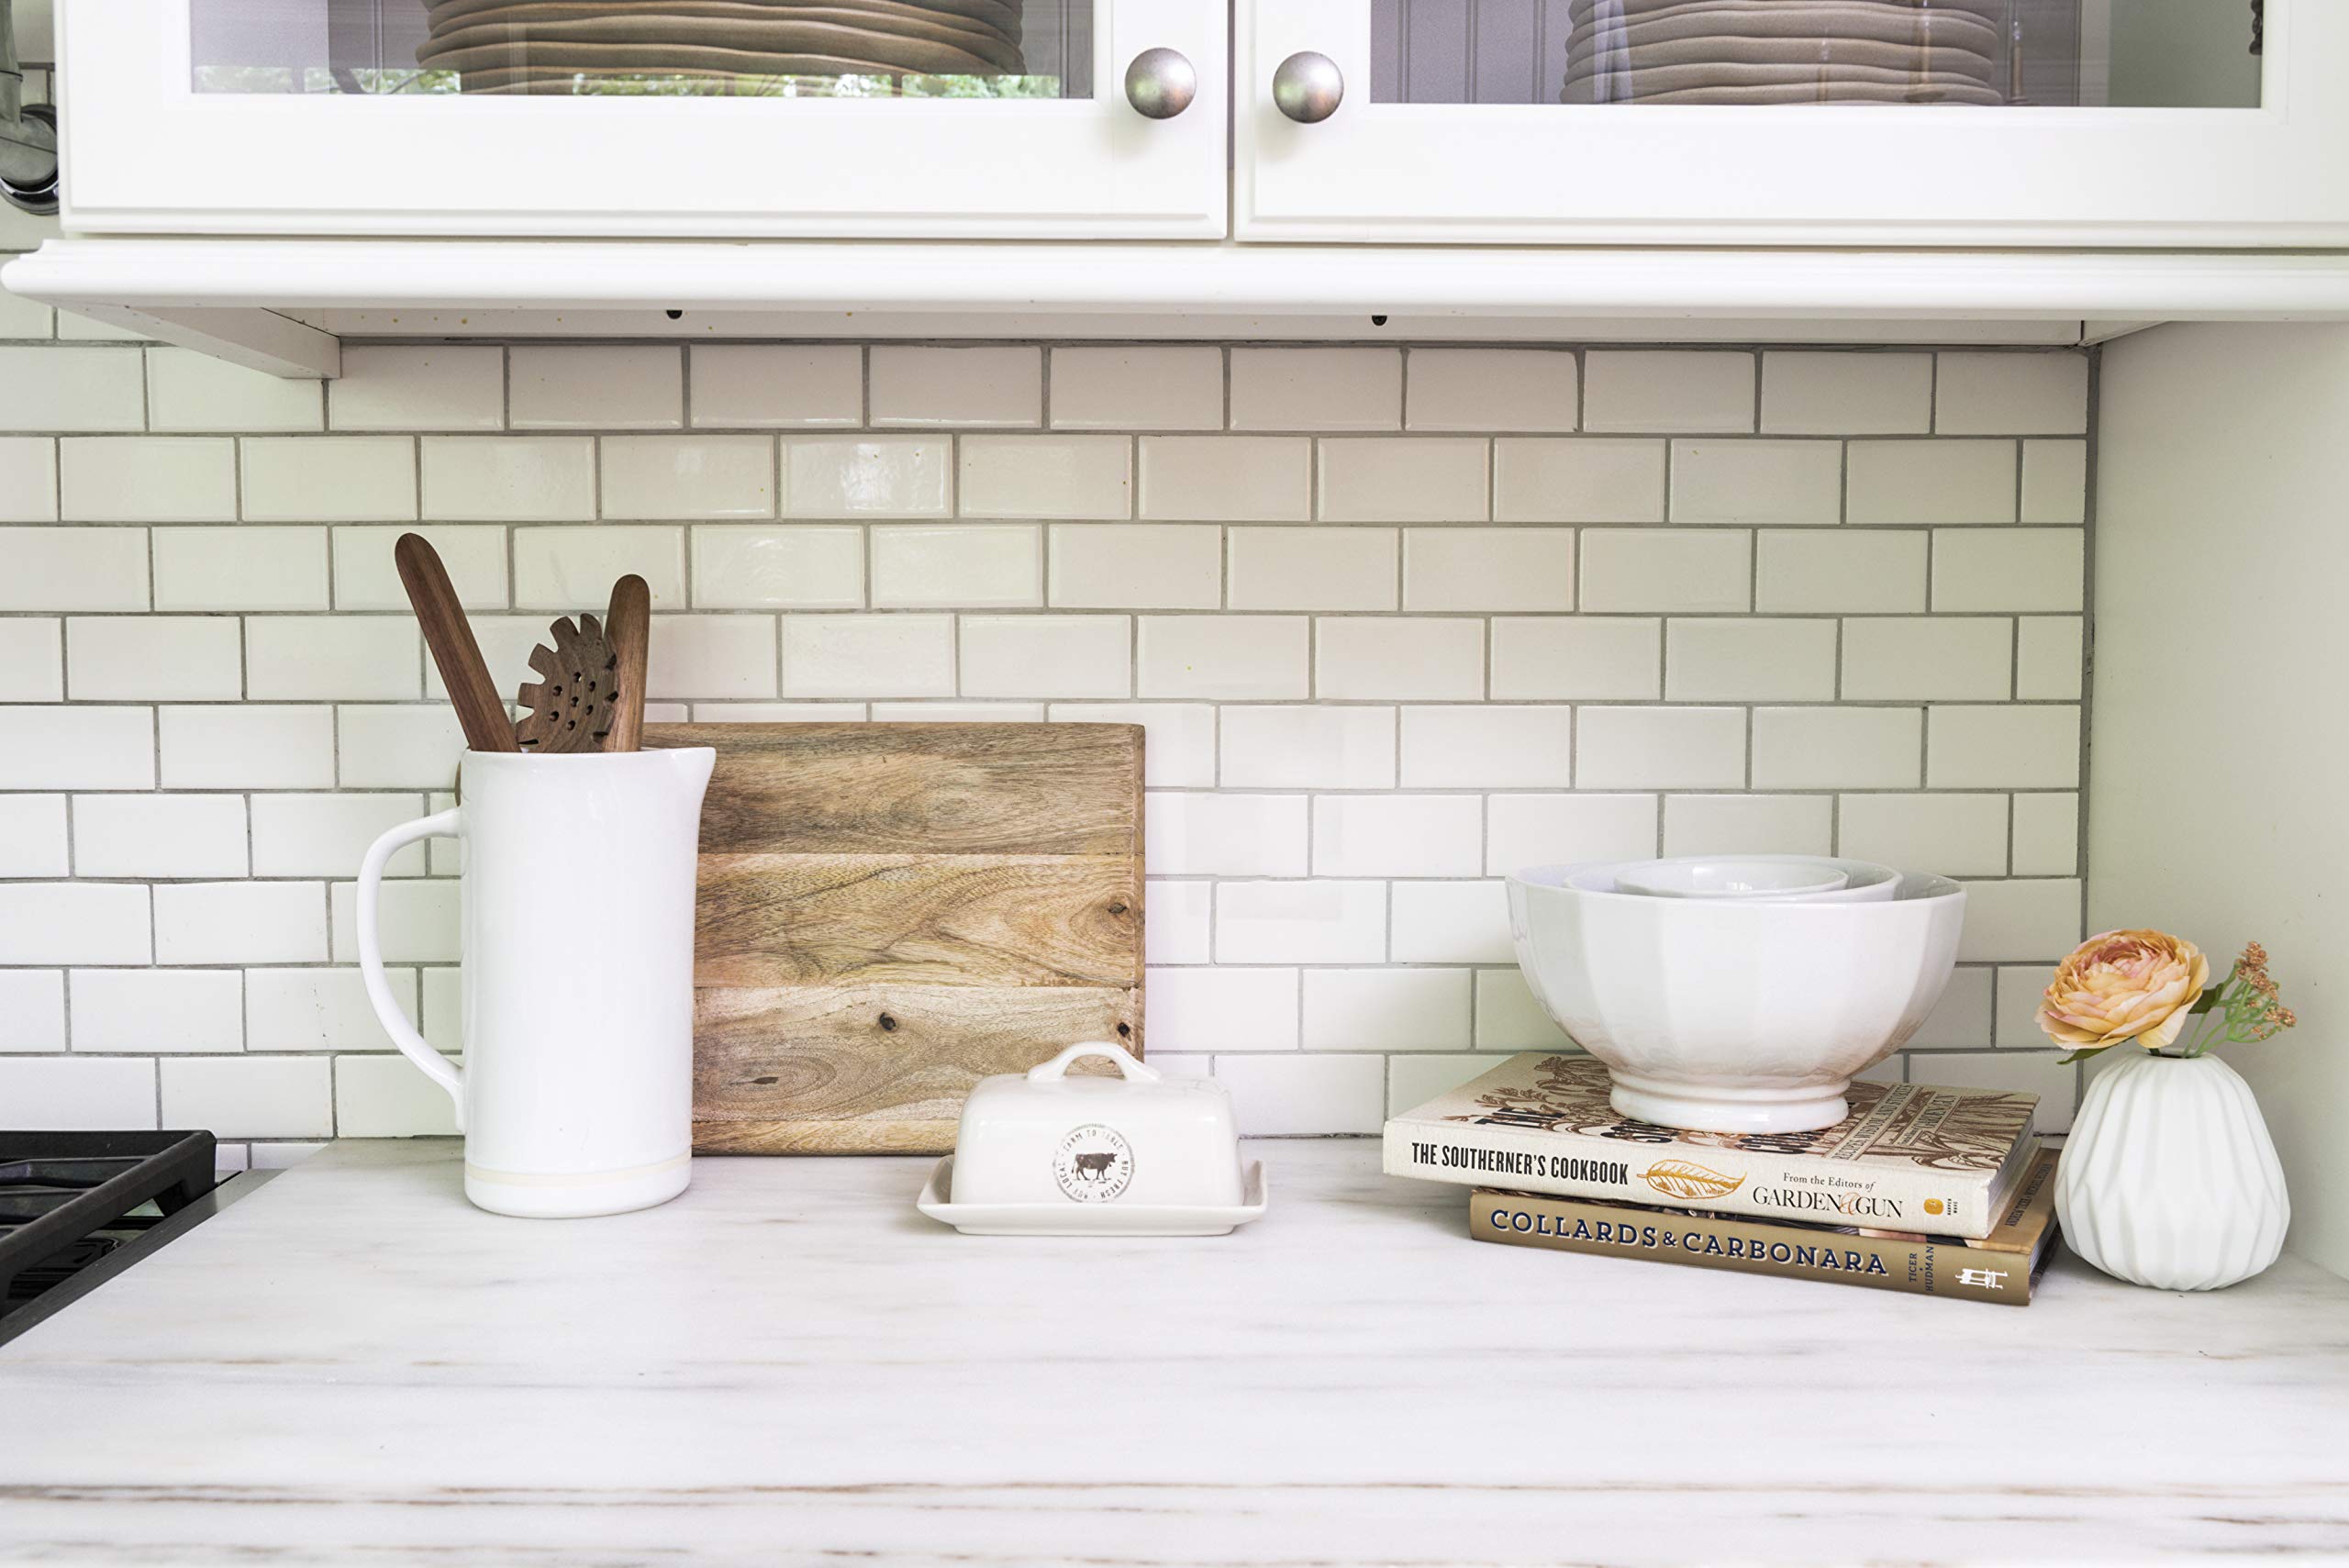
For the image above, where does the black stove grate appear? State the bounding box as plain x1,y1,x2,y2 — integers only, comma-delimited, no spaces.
0,1131,217,1325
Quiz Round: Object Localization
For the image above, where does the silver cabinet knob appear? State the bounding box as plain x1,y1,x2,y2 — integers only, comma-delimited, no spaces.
1272,50,1344,123
1124,47,1197,119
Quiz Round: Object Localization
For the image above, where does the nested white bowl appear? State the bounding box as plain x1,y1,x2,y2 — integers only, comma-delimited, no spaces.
1507,862,1965,1134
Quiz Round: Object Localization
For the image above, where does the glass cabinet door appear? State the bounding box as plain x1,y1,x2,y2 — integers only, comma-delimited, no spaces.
61,0,1223,237
1239,0,2349,246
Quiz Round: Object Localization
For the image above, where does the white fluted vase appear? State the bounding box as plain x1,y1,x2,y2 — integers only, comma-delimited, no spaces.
2055,1051,2289,1291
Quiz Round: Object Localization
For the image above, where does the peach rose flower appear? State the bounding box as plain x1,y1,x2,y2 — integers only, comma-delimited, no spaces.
2037,929,2211,1053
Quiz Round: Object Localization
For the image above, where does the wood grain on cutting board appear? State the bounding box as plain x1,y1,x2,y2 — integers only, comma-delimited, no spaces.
642,722,1144,1154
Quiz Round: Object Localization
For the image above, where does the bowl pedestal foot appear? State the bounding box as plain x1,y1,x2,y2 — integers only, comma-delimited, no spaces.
1607,1073,1852,1135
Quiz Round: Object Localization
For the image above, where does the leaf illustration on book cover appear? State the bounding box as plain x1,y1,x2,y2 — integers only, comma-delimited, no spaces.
1640,1160,1745,1201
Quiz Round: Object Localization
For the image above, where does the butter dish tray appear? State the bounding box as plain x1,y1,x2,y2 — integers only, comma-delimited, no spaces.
918,1154,1269,1237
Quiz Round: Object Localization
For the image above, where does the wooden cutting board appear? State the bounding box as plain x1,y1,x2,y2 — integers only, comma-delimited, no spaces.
642,722,1144,1154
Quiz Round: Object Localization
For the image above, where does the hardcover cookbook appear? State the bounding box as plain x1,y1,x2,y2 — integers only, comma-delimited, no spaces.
1386,1054,2038,1240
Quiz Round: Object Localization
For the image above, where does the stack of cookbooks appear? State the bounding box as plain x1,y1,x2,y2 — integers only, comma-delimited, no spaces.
1385,1053,2055,1306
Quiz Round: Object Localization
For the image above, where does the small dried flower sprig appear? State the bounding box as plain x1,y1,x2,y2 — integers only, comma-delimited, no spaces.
2038,932,2296,1064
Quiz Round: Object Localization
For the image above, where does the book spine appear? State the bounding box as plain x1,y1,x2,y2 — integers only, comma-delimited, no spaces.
1468,1189,2039,1305
1385,1118,1999,1238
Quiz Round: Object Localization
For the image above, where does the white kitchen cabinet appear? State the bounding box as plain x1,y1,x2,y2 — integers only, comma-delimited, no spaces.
56,0,1226,239
1236,0,2349,247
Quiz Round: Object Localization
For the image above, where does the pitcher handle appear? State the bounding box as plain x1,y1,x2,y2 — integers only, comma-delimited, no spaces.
359,807,466,1130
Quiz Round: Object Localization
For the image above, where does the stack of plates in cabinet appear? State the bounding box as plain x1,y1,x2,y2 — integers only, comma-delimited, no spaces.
1563,0,2009,106
417,0,1028,95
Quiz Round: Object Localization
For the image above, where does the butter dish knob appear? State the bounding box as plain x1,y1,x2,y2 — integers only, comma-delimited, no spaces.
1028,1040,1160,1084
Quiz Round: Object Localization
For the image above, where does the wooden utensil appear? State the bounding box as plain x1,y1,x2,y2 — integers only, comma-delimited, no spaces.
394,533,519,754
643,721,1145,1154
516,613,620,753
602,574,651,754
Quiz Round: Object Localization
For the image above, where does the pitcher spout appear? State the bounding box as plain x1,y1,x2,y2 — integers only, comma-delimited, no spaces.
660,745,717,806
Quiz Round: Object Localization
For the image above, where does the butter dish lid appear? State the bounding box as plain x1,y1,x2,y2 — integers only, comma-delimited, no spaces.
942,1041,1252,1215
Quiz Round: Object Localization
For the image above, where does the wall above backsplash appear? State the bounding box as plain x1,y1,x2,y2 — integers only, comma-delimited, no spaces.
0,311,2092,1166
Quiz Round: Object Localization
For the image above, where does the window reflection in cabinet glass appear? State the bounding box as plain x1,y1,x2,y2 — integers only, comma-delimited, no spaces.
1366,0,2261,109
189,0,1093,99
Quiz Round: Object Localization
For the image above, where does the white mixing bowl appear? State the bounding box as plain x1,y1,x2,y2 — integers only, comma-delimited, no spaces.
1507,862,1966,1134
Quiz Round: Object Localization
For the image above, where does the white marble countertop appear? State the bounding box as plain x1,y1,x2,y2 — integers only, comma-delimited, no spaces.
5,1139,2347,1566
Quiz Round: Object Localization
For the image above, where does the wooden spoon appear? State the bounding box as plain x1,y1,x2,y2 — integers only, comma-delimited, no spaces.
394,533,519,753
602,574,651,753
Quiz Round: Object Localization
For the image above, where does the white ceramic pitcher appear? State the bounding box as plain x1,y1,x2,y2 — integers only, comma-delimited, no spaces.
356,747,716,1219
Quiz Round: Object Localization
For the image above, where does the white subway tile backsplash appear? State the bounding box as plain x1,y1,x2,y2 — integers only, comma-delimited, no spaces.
1050,347,1222,432
0,883,151,964
1145,879,1211,964
1668,439,1841,526
1151,792,1308,878
245,617,417,702
250,794,428,878
0,1058,157,1129
1935,352,2089,436
1230,349,1400,432
1407,350,1577,434
161,706,331,790
1217,880,1386,964
329,879,460,963
1313,795,1481,877
1578,528,1750,613
0,972,68,1052
2010,793,2081,876
72,795,248,878
1304,968,1471,1051
161,1056,334,1140
1928,705,2081,790
1051,703,1217,788
1575,706,1745,790
651,614,783,700
1751,706,1920,790
0,619,61,702
149,347,326,431
1400,705,1572,789
781,613,951,700
1664,618,1836,702
1760,351,1932,435
331,524,507,611
1493,438,1665,524
60,438,238,521
421,436,596,521
71,970,242,1052
1931,528,2086,613
511,346,683,430
248,967,411,1052
1474,968,1573,1051
690,345,862,429
693,525,864,609
1316,617,1482,700
0,794,68,876
1905,966,1994,1050
1230,527,1397,612
1220,706,1396,790
241,437,417,522
1956,878,2083,963
1487,794,1658,873
1139,436,1312,521
0,346,143,430
1386,1053,1495,1114
1838,794,2009,877
783,437,949,517
959,435,1130,519
1488,617,1662,701
2021,439,2089,525
155,882,328,965
0,526,150,611
328,346,505,432
0,706,154,790
959,615,1129,697
67,617,241,701
1318,438,1488,523
1584,351,1753,433
1846,440,2017,525
603,434,774,519
515,525,687,610
335,705,466,789
1048,523,1221,610
1840,617,2013,700
1212,1052,1386,1136
1139,616,1308,700
1753,529,1926,614
154,527,329,612
870,346,1040,429
1391,880,1512,962
1662,794,1833,857
0,436,58,521
335,1054,460,1137
2015,617,2084,701
1402,528,1574,612
873,524,1041,609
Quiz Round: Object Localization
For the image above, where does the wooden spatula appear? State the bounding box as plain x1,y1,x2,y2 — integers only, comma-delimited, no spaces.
602,574,651,753
394,533,519,754
517,613,619,753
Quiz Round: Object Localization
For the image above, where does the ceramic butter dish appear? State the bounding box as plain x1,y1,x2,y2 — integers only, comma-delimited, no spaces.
918,1041,1267,1237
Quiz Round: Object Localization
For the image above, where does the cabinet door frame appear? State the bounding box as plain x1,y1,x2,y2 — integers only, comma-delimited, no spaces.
1235,0,2349,247
60,0,1227,239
